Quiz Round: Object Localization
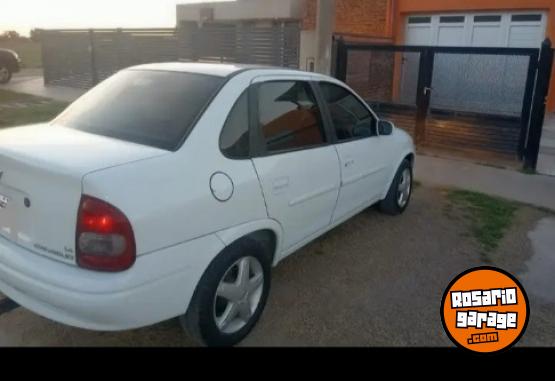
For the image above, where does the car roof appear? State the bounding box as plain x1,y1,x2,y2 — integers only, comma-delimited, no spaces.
126,62,328,79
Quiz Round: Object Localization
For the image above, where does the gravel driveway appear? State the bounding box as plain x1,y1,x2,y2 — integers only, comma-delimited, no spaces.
0,185,553,346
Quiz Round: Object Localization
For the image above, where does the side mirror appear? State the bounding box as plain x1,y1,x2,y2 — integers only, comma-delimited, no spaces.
378,120,394,136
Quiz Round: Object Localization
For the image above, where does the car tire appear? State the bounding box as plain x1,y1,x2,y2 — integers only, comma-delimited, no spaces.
379,159,413,215
0,65,12,84
180,238,272,347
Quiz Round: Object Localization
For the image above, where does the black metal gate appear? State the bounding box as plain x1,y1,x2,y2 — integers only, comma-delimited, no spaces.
334,37,554,169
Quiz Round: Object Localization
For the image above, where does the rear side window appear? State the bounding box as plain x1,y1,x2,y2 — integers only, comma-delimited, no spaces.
258,81,326,153
319,82,376,141
220,91,250,158
56,70,224,151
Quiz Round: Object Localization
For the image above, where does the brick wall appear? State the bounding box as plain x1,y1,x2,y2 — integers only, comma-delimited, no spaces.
301,1,394,105
303,0,389,37
303,0,317,30
346,50,395,102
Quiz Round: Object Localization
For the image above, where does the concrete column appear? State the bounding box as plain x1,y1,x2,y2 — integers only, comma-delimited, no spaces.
315,0,336,75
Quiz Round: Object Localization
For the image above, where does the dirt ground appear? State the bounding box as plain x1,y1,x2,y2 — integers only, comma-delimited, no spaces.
0,185,553,346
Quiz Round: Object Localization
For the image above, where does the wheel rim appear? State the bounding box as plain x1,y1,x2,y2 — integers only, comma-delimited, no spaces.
397,168,412,208
213,256,264,335
0,67,9,82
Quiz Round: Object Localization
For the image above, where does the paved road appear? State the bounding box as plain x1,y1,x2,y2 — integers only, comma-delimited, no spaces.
415,154,555,211
1,69,85,102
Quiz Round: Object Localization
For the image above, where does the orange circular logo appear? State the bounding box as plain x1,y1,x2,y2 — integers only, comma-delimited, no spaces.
441,267,529,353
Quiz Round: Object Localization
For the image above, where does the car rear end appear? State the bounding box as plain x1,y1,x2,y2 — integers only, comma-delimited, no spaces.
0,67,229,330
0,124,177,329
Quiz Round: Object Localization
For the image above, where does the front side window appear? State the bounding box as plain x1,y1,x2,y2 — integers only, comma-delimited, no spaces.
319,82,376,141
56,70,224,151
258,81,326,153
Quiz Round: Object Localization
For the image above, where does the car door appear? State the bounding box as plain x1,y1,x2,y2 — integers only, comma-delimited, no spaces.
250,77,341,254
317,81,391,223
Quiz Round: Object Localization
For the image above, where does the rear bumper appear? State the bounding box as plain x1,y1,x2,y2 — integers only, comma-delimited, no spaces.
0,234,225,331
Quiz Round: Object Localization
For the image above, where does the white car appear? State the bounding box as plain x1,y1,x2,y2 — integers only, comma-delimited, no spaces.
0,63,414,346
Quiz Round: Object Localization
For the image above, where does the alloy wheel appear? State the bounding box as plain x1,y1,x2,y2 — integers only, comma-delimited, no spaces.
213,256,264,334
397,168,412,208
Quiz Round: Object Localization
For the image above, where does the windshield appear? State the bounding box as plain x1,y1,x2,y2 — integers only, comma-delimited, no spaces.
55,70,225,151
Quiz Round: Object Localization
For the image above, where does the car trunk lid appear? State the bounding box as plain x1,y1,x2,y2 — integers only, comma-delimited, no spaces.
0,123,168,265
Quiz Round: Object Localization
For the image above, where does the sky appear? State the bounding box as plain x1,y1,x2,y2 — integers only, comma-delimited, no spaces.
1,0,235,36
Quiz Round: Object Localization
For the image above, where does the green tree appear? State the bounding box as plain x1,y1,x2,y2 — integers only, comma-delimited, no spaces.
1,30,21,40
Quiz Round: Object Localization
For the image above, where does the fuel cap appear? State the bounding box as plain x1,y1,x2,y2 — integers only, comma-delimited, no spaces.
210,172,234,202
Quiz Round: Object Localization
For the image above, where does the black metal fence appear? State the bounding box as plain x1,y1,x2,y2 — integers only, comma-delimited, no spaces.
41,21,300,89
42,28,179,88
334,37,554,169
180,21,300,67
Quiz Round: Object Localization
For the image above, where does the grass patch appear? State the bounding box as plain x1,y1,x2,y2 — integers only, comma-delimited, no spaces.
0,103,68,127
447,190,519,255
0,40,42,68
0,89,68,128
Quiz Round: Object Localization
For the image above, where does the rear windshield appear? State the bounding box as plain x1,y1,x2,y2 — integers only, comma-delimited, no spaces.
55,70,225,151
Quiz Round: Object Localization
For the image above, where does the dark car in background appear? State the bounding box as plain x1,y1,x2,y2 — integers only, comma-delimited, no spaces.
0,49,22,84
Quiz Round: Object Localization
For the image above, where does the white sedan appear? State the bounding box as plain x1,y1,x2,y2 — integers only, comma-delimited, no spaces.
0,63,415,346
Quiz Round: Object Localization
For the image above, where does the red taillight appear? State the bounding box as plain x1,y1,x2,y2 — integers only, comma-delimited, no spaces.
76,195,136,272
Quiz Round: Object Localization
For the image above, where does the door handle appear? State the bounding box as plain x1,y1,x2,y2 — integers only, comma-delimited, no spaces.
272,177,290,192
423,87,433,96
345,159,355,168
